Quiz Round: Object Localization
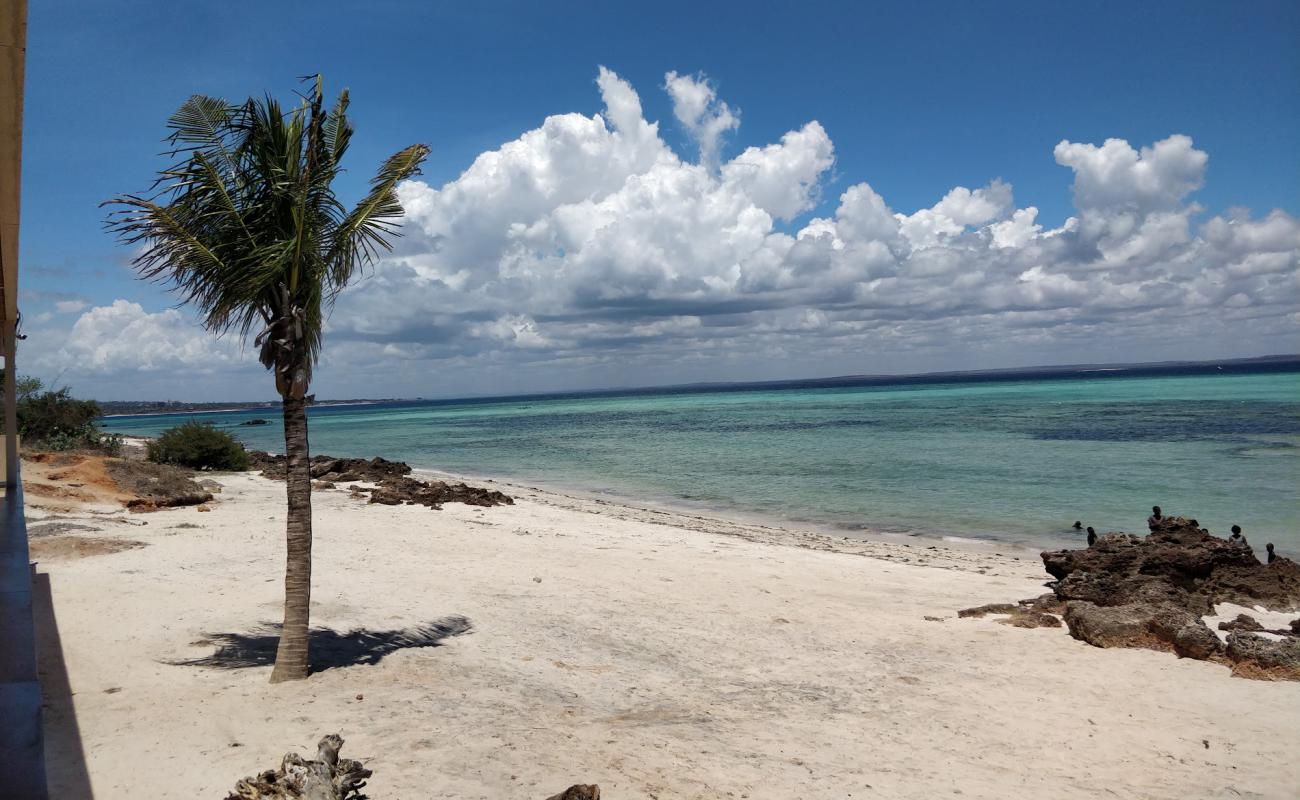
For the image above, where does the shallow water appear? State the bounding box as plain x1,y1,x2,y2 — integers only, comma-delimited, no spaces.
100,368,1300,555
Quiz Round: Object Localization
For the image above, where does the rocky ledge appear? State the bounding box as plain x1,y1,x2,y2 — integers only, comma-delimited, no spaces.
104,459,214,511
961,515,1300,681
247,451,513,510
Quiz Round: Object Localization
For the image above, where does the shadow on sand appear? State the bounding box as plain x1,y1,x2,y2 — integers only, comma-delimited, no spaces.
170,615,473,673
32,570,95,800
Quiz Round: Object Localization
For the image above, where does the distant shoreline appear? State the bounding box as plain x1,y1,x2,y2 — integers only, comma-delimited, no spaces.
99,400,382,418
95,353,1300,418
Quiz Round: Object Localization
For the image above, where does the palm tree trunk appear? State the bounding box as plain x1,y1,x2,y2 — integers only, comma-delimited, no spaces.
269,393,313,682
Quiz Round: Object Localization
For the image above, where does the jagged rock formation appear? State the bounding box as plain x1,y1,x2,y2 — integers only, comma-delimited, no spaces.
1043,517,1300,614
249,452,412,483
248,452,512,509
1225,632,1300,680
1218,613,1265,633
961,515,1300,681
359,474,512,509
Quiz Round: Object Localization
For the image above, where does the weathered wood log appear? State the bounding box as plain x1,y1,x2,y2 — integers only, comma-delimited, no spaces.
225,733,598,799
225,734,371,800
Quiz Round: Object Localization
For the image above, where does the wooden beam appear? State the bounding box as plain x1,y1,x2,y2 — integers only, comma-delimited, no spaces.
0,0,27,325
0,0,22,486
0,0,27,326
3,321,15,488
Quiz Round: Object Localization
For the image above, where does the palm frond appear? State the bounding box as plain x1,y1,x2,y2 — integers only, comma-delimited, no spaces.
165,95,242,176
105,77,428,400
325,143,430,292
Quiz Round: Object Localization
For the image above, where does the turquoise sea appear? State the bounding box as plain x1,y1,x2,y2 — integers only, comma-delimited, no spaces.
99,367,1300,555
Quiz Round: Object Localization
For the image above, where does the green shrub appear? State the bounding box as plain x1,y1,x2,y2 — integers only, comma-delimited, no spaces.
97,433,125,457
147,422,250,470
13,383,109,451
1,375,127,454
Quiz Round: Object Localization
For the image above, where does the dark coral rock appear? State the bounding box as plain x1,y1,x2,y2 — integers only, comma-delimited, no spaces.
1063,602,1165,650
1225,633,1300,681
1217,614,1266,633
957,603,1018,618
1042,517,1300,613
1030,516,1298,678
997,611,1061,629
247,451,416,485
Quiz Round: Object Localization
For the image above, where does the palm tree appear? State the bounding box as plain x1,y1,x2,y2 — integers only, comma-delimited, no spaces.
106,78,428,682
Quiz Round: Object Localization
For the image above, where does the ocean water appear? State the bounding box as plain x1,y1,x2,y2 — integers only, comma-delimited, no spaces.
99,368,1300,555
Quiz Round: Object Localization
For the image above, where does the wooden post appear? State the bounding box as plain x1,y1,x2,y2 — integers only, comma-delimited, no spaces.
2,321,15,488
1,0,25,489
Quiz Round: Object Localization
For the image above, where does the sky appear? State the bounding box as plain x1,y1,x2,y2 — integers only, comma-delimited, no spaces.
18,0,1300,401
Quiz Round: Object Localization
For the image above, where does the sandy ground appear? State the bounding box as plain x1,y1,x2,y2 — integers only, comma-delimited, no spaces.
24,461,1300,799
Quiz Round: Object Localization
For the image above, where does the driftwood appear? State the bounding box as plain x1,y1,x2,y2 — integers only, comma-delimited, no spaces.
226,733,599,799
226,735,371,800
546,786,600,800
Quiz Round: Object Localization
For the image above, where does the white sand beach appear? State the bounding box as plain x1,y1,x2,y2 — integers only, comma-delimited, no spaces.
26,463,1300,799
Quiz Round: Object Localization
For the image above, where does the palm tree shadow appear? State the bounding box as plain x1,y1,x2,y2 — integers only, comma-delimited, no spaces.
170,615,472,673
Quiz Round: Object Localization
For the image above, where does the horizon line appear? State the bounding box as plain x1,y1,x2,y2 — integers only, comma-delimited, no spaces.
94,352,1300,410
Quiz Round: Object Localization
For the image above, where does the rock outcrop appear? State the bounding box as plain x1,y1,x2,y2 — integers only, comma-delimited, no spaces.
357,475,513,509
248,451,412,483
1218,614,1266,633
247,451,512,509
1043,517,1300,614
103,459,214,511
1225,633,1300,680
958,593,1064,628
961,514,1300,681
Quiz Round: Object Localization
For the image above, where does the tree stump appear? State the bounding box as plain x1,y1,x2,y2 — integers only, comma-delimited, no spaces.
546,786,600,800
225,733,599,799
225,735,371,800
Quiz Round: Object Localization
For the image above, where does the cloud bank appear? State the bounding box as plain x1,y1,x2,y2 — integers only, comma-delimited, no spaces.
27,68,1300,398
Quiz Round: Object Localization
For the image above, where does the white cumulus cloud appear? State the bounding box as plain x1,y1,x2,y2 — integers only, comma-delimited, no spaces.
664,70,740,171
33,300,248,375
54,299,89,314
26,68,1300,398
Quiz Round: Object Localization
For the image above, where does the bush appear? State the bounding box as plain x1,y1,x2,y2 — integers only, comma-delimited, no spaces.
147,422,250,471
13,383,113,451
1,375,126,454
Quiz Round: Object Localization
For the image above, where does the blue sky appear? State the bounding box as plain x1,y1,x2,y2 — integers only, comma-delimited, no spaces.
19,0,1300,400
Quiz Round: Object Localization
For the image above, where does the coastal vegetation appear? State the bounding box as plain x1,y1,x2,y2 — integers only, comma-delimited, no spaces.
2,373,120,453
147,421,250,471
105,77,429,682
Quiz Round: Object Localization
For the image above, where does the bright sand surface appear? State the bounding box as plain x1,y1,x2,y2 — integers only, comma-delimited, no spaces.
26,465,1300,799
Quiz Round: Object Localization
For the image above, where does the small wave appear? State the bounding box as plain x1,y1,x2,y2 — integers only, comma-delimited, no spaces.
941,535,993,546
